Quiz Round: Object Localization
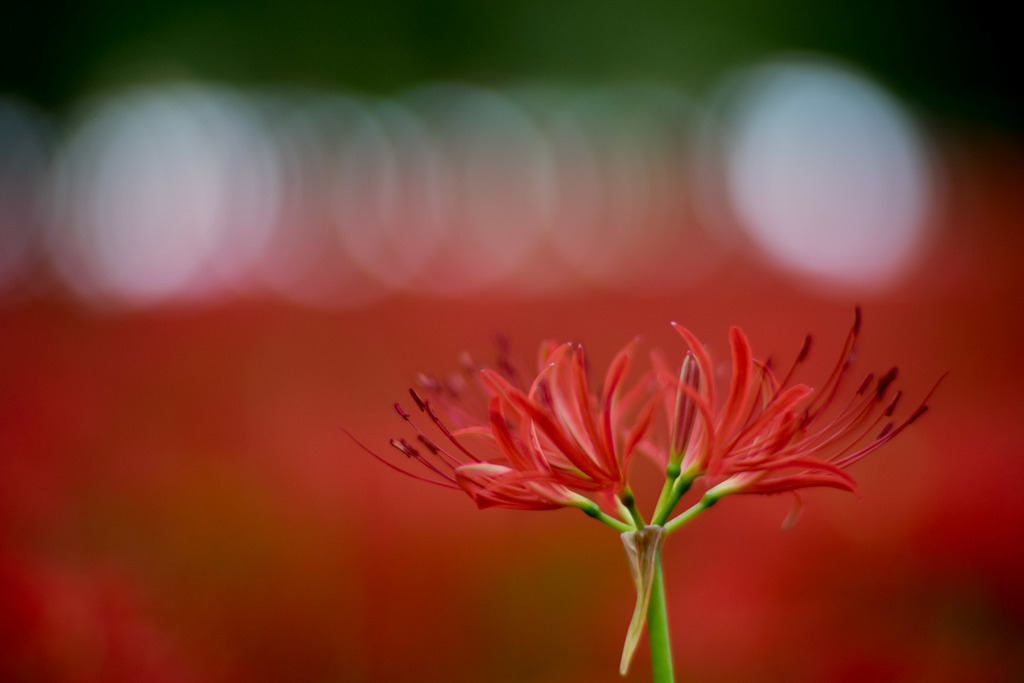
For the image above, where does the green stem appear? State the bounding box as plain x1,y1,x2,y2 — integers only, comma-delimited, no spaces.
580,503,635,532
651,472,694,527
649,475,677,526
663,494,717,534
647,549,674,683
621,488,646,529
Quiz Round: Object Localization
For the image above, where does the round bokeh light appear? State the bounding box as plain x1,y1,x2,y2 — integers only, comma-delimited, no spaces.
718,57,934,291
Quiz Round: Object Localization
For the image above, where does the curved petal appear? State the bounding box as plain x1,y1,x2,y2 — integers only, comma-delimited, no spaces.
717,326,754,442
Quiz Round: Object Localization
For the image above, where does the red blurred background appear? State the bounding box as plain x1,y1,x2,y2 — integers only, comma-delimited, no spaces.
2,3,1023,681
3,135,1022,681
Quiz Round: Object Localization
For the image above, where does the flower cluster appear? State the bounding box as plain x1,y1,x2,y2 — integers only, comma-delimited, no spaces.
358,310,942,677
364,310,940,531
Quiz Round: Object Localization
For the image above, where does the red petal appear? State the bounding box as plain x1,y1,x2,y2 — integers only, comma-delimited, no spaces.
671,323,716,410
718,326,754,442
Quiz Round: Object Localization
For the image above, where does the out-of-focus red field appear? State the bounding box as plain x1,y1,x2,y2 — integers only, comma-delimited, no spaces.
2,143,1022,682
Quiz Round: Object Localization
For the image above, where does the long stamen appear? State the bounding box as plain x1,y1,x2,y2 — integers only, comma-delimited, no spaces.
396,397,481,465
409,389,485,464
775,334,812,391
391,438,457,482
806,308,862,420
830,373,946,469
417,434,462,468
876,367,899,400
344,429,461,489
795,369,904,458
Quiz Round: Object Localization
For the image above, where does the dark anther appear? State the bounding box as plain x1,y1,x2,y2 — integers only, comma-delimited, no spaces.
853,306,862,335
417,435,440,454
907,405,929,424
410,389,427,411
394,403,410,420
884,391,903,417
390,438,418,457
877,423,894,439
796,335,812,363
856,373,874,396
876,367,898,399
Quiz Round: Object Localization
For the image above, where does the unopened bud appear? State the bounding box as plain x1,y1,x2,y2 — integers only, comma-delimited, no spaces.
670,353,700,462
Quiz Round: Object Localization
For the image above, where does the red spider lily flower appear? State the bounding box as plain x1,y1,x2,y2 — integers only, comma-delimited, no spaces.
660,309,944,501
350,399,582,512
480,340,663,496
360,313,942,679
356,336,662,516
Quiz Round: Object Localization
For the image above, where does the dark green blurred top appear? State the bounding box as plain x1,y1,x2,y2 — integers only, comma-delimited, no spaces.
3,0,1019,132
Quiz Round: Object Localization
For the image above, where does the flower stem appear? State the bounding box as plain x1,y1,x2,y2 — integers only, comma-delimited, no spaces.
650,475,677,526
646,549,674,683
579,502,635,532
663,493,717,533
621,488,646,528
651,471,694,527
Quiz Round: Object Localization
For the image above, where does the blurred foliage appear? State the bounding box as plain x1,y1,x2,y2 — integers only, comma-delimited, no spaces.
3,0,1020,131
